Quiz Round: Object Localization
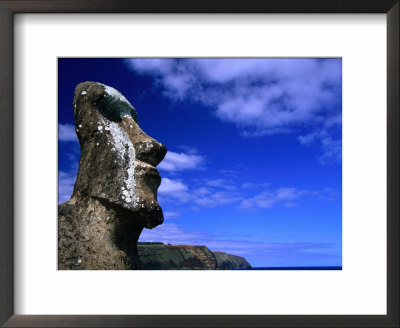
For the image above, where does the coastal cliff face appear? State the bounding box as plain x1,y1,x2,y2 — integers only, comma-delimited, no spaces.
213,251,251,269
138,243,251,270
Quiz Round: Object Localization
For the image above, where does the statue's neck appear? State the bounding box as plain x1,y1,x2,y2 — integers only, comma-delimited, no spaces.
61,196,144,269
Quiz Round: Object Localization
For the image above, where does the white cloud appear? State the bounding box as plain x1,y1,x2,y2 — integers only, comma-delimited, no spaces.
159,177,243,208
158,178,191,203
240,187,308,210
159,178,188,193
124,58,342,163
59,123,78,142
163,211,181,219
239,186,339,210
193,187,211,196
140,223,205,245
157,151,205,172
195,191,242,208
298,114,342,164
159,176,338,210
204,179,237,191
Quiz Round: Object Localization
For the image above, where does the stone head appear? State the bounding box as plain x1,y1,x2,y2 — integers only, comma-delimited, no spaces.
71,81,167,228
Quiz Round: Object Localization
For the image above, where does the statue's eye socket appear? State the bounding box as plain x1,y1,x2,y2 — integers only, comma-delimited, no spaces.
93,94,138,124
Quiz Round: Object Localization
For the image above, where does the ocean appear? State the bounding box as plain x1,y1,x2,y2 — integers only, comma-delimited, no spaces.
237,266,342,270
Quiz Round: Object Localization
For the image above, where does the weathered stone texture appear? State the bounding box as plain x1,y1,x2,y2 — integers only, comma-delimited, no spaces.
58,82,166,270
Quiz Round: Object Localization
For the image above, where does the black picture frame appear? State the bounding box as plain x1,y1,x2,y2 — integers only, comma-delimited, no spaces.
0,1,398,327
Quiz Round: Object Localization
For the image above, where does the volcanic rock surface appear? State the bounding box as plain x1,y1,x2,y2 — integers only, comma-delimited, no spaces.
58,81,166,270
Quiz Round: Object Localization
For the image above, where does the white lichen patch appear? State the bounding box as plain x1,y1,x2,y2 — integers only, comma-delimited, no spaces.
81,91,87,95
143,139,155,150
103,85,133,107
96,143,99,146
99,117,138,208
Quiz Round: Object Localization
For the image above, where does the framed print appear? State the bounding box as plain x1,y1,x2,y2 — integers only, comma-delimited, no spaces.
0,1,398,327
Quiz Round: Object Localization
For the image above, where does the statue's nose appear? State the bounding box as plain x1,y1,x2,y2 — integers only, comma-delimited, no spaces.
134,136,167,167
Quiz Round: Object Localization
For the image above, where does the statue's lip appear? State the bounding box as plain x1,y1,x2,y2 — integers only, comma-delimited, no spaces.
147,166,161,179
138,162,162,185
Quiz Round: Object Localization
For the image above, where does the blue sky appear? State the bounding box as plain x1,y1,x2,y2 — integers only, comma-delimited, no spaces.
58,58,342,267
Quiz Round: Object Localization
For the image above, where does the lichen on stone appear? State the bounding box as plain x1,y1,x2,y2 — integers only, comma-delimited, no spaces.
93,84,139,123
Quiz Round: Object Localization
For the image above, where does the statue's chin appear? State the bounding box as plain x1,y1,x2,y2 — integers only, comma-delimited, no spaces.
86,194,163,227
142,203,164,229
113,197,164,229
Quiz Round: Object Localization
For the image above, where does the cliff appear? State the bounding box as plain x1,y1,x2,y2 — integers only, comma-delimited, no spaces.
213,251,251,269
137,243,251,270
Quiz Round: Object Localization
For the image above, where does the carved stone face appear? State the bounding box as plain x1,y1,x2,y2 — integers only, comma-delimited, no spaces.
71,81,167,228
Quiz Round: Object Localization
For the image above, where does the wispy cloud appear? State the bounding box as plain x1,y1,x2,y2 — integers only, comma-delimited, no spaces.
163,211,181,219
195,191,243,208
158,178,191,203
239,187,340,210
204,179,233,189
159,177,243,208
140,223,205,245
124,58,342,164
298,114,342,164
240,187,307,210
59,123,78,142
159,175,339,210
157,151,205,172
